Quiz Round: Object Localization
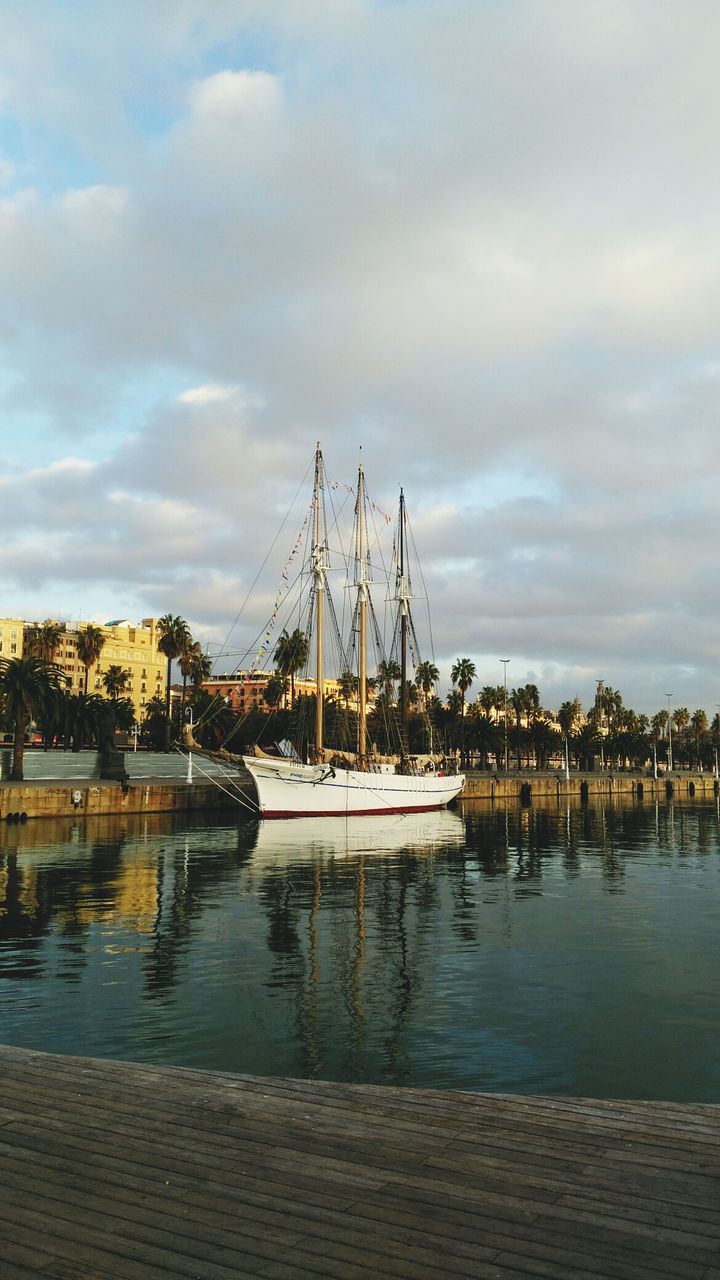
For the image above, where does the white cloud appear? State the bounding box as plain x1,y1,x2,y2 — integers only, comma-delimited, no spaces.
189,69,281,119
177,384,243,405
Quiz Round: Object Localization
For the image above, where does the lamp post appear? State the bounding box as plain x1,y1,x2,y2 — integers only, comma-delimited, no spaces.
500,659,510,772
186,706,193,785
666,693,673,772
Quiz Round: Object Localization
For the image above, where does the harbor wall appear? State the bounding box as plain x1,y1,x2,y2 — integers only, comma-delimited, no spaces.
0,779,254,822
0,770,714,822
462,771,717,802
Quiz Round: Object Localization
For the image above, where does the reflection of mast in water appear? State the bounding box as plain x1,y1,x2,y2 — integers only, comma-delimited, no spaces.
347,856,367,1071
299,861,322,1079
382,858,412,1083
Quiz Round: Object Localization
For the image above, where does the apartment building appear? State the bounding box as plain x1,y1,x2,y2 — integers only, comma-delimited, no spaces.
204,671,356,714
0,619,24,659
4,616,166,722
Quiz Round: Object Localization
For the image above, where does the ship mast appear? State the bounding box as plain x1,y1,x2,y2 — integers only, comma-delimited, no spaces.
398,488,409,760
357,461,367,769
312,443,326,761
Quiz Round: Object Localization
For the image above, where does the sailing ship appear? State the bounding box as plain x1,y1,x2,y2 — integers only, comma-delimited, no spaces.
243,446,465,818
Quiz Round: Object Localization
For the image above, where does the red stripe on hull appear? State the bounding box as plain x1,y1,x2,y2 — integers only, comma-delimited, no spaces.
262,801,449,819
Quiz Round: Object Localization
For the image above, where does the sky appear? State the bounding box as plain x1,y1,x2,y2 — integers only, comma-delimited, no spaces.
1,0,719,716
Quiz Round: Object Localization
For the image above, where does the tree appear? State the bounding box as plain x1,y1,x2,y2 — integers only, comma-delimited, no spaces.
0,657,64,781
415,661,439,708
450,658,477,719
157,614,191,747
557,700,580,736
190,648,212,690
140,695,169,750
64,692,105,751
102,665,131,701
509,685,541,767
179,639,203,714
530,717,560,771
273,628,310,707
76,624,107,694
263,673,287,709
338,668,357,709
24,620,64,663
691,709,708,768
672,707,690,766
478,685,505,718
376,658,401,701
651,710,668,741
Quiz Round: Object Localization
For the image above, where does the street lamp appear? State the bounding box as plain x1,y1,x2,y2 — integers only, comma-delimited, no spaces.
500,659,510,771
666,693,673,772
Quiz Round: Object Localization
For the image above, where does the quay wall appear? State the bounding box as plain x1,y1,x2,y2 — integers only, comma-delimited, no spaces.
0,779,254,822
0,770,714,821
462,770,717,802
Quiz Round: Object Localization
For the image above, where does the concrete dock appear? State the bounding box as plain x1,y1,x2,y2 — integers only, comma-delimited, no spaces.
0,1045,717,1278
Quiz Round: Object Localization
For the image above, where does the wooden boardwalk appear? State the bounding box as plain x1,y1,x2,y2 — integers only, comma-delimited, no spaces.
0,1046,717,1280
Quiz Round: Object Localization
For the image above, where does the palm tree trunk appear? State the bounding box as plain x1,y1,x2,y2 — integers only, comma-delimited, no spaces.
11,713,28,782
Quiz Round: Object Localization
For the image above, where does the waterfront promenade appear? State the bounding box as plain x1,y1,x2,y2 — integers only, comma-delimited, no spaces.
0,1044,717,1279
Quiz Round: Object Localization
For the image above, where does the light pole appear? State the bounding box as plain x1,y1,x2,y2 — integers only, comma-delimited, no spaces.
666,693,673,772
186,706,193,785
500,659,510,771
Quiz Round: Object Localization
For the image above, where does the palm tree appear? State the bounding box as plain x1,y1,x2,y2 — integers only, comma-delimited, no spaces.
179,639,203,714
651,709,668,742
478,685,505,719
415,660,439,708
263,673,287,708
671,707,689,767
509,685,539,767
157,614,191,746
450,658,477,719
76,624,107,694
64,692,105,751
102,665,131,701
691,709,708,768
338,668,357,709
24,620,64,663
190,648,212,690
446,688,463,715
376,658,401,701
274,628,310,707
557,700,580,736
0,657,64,780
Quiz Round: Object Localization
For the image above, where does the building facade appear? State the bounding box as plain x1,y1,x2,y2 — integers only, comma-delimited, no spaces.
5,617,166,722
0,619,24,660
203,671,359,715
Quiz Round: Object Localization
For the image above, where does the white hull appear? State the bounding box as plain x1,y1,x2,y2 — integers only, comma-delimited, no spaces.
243,756,465,818
252,807,466,859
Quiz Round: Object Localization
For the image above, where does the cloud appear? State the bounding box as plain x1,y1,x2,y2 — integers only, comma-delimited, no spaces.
0,2,719,713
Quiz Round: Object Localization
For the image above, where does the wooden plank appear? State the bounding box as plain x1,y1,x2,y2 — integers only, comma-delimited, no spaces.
0,1045,717,1280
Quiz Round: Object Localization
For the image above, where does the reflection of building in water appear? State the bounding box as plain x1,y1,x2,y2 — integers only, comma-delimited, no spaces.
0,848,160,946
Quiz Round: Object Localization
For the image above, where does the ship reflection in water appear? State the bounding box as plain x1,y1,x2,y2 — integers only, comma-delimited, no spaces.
0,799,719,1101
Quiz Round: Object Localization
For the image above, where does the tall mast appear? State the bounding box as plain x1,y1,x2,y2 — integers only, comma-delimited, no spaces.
313,443,325,760
398,488,408,754
357,461,367,769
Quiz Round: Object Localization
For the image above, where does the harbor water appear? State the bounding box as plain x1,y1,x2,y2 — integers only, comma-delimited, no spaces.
0,798,718,1101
